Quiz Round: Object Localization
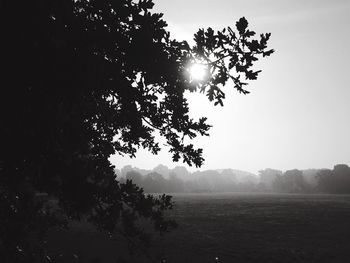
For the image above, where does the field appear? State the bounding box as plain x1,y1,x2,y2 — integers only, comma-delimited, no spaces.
48,193,350,262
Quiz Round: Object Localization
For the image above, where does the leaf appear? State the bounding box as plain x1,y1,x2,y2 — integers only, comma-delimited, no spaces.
245,70,262,80
263,49,275,57
236,17,248,35
139,0,154,11
227,26,236,39
245,30,255,38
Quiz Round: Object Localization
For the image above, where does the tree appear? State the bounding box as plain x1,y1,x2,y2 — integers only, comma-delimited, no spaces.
273,169,308,193
125,170,144,186
258,168,282,191
0,0,273,261
168,172,185,193
142,172,167,193
316,169,334,193
317,165,350,194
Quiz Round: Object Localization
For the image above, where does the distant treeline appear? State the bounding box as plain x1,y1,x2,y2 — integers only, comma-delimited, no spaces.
116,164,350,194
117,164,350,194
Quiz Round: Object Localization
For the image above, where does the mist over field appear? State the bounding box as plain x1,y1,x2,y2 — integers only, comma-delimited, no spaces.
116,163,350,194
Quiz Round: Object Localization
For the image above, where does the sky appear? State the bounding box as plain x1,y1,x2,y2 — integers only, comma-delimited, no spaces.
111,0,350,174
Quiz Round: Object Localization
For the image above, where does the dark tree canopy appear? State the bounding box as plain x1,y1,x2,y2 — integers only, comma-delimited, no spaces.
0,0,273,261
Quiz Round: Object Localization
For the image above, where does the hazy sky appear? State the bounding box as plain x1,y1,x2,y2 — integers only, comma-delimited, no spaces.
111,0,350,174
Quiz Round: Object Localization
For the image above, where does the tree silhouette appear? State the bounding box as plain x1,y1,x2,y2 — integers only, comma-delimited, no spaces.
0,0,273,261
317,165,350,194
272,169,308,193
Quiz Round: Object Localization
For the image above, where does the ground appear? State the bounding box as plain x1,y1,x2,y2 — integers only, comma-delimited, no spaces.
48,193,350,262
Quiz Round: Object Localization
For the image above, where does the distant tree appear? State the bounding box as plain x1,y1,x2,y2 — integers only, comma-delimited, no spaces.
273,169,308,193
316,169,334,193
258,168,282,191
198,170,221,191
317,165,350,194
152,164,170,179
302,169,320,188
143,172,167,193
125,170,144,186
221,169,237,183
220,169,238,192
332,164,350,193
168,172,185,193
121,165,135,177
171,166,191,182
1,0,273,261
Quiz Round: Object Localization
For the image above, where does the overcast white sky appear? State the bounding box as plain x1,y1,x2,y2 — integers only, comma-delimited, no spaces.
111,0,350,174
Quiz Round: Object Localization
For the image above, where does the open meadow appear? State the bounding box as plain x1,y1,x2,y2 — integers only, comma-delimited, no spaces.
48,193,350,263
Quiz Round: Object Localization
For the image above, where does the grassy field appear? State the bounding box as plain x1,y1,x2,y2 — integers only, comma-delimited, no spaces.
48,193,350,262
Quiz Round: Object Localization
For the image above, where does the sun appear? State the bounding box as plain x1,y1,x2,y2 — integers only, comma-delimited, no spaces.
189,63,208,82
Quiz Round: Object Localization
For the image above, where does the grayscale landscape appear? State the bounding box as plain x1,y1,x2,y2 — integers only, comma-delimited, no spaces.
2,0,350,262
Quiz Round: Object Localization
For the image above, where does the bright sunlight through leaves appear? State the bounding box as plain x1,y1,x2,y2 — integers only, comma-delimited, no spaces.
189,63,208,82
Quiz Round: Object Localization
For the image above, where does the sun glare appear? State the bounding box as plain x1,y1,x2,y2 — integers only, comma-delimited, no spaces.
189,63,207,82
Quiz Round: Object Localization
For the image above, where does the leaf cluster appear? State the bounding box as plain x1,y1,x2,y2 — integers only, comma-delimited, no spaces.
191,17,274,106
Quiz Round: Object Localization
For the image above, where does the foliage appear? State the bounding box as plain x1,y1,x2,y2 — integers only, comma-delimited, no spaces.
317,164,350,194
122,165,350,195
0,0,273,261
272,169,308,193
258,168,283,190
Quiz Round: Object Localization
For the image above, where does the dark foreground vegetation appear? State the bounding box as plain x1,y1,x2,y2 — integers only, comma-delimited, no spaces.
47,193,350,263
119,163,350,194
0,0,273,261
